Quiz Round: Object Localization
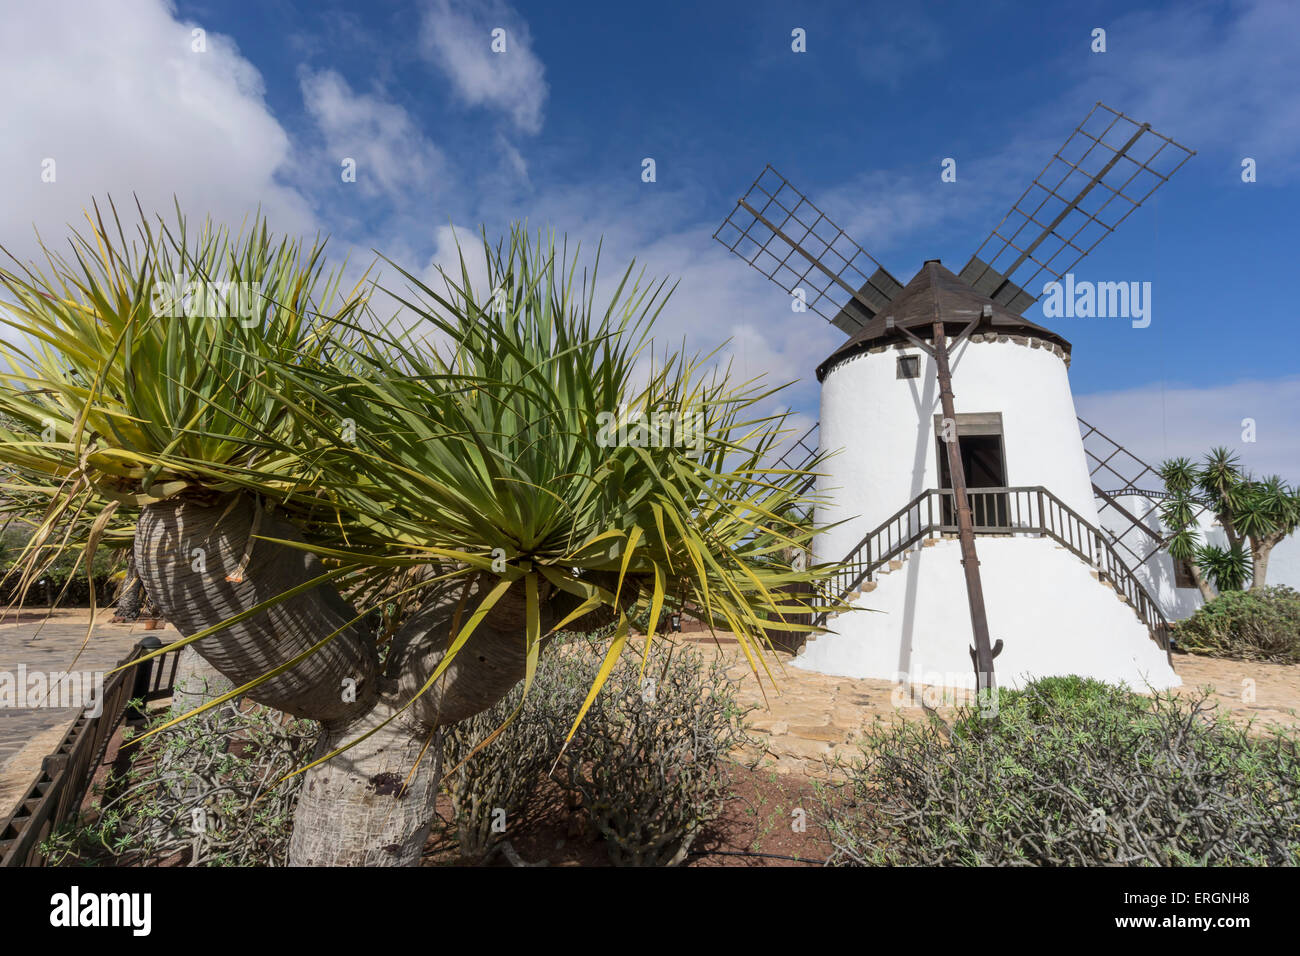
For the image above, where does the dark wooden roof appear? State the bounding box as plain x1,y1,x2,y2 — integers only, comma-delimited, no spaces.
815,260,1072,381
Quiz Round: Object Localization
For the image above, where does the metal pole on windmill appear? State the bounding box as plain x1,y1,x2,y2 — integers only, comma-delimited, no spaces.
925,267,997,696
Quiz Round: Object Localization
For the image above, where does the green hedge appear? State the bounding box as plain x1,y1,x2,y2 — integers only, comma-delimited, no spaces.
1173,586,1300,663
819,676,1300,866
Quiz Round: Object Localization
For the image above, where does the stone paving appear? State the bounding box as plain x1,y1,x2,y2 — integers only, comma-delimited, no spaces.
0,609,180,816
682,636,1300,778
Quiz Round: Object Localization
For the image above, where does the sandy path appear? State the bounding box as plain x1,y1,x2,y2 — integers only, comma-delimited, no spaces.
676,636,1300,777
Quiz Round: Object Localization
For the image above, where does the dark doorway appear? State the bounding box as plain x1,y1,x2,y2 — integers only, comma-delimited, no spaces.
937,433,1009,527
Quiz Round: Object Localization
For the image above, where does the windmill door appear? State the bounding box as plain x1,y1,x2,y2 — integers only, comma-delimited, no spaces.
934,414,1009,529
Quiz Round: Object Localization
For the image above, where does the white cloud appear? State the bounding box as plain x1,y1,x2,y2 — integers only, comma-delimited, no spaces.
418,179,843,405
419,0,548,134
0,0,842,418
1064,0,1300,181
495,133,530,183
300,68,445,202
1075,377,1300,481
0,0,315,267
633,226,842,397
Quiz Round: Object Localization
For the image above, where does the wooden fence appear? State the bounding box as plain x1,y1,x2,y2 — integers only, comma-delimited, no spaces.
0,638,178,867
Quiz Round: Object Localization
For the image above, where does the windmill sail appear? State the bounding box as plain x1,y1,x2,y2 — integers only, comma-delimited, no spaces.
713,165,903,335
962,102,1195,315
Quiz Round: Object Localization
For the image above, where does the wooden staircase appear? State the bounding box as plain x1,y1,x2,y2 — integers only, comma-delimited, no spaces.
812,485,1172,660
785,416,1182,656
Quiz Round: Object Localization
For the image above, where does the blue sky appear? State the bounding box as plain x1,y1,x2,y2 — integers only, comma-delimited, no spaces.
3,0,1298,472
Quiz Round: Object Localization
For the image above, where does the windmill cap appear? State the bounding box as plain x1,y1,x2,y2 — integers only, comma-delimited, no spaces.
815,261,1073,381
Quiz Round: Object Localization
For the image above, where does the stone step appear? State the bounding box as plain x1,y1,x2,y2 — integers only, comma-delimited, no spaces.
872,554,911,578
839,577,880,605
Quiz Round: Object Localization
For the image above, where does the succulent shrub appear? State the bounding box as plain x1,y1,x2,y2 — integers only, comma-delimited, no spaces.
442,634,755,867
819,676,1300,866
441,638,591,862
1173,585,1300,663
557,638,756,866
42,700,316,867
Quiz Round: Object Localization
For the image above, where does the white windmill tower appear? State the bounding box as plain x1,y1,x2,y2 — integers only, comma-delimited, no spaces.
714,103,1194,692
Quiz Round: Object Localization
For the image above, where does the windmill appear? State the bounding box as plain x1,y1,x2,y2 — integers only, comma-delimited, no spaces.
714,103,1194,692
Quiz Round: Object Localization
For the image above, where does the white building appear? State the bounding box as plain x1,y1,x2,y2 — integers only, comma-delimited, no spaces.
794,261,1180,691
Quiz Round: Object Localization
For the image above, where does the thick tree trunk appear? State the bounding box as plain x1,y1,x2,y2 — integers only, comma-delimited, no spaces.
134,494,380,722
113,550,145,622
1220,512,1242,552
284,576,548,865
288,697,443,866
170,643,236,714
392,575,556,728
1250,538,1274,591
1189,562,1217,604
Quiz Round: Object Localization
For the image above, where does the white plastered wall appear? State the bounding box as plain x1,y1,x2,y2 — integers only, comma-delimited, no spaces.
795,536,1180,691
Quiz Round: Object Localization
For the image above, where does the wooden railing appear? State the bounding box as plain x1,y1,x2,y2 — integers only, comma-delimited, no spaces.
815,486,1172,659
0,638,178,867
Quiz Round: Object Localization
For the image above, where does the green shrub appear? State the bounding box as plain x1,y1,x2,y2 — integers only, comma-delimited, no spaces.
819,677,1300,866
42,702,316,867
442,635,754,866
441,645,589,863
0,523,120,606
1173,586,1300,663
959,674,1145,728
558,640,756,866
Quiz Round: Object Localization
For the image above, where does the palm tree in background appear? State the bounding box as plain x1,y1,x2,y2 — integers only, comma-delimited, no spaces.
1158,459,1217,602
1159,449,1299,595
